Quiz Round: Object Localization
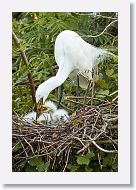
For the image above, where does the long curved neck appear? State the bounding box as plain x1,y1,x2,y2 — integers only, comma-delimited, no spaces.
43,64,73,97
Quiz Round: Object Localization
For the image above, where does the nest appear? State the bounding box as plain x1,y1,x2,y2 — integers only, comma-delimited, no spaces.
12,100,118,172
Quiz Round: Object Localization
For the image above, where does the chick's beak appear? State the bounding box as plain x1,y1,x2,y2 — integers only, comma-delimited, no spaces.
42,106,50,113
35,100,43,120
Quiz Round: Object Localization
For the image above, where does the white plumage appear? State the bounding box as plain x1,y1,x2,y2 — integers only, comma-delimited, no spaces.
36,30,112,103
37,113,52,124
52,109,69,122
23,101,69,124
23,111,36,124
43,100,57,113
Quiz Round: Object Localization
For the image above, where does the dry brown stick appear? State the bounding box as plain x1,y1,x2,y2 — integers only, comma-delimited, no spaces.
77,139,118,154
96,139,118,145
20,141,28,158
91,110,101,136
83,80,92,113
23,138,35,155
97,152,102,170
91,79,95,108
65,99,84,105
12,32,36,106
92,140,117,153
57,141,72,157
63,147,71,172
86,135,117,153
71,136,87,148
52,154,57,170
65,96,109,103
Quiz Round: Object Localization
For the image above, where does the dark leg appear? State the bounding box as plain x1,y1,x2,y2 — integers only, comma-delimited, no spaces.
77,75,80,109
57,84,63,109
77,75,80,97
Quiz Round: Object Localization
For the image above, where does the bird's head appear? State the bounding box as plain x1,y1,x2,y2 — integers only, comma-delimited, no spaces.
35,82,49,104
35,99,57,119
35,82,50,118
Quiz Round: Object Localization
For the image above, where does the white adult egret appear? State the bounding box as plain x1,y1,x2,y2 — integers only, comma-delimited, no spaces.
36,30,114,104
24,101,69,124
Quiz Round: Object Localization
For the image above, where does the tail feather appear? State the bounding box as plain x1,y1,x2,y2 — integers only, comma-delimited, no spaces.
95,49,118,65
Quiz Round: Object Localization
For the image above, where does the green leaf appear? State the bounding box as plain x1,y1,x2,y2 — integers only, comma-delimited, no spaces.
86,152,95,159
112,162,118,170
96,79,106,88
36,161,50,172
106,69,114,77
28,157,43,167
44,161,50,171
25,166,37,172
36,163,45,172
14,143,22,151
72,118,82,126
113,56,118,63
97,89,109,96
77,152,95,165
77,155,90,165
85,165,93,172
102,154,117,168
67,164,79,172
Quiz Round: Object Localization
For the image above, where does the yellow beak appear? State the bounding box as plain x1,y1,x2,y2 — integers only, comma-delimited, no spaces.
35,99,50,120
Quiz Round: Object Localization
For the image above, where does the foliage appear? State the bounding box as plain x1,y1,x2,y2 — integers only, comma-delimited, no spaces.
12,12,118,172
67,152,118,172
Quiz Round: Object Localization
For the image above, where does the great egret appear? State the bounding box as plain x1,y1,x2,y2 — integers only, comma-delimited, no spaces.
36,30,114,104
23,101,69,124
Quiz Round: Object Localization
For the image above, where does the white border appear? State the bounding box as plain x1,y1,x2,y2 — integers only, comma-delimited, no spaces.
0,0,130,184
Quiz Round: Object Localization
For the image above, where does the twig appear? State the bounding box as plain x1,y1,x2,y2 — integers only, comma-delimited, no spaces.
63,147,71,172
72,136,87,148
109,90,118,97
75,13,117,20
12,32,36,106
83,20,117,38
91,79,95,108
12,98,118,171
20,141,28,158
86,135,117,153
23,138,35,155
83,80,92,113
103,117,118,122
57,141,72,157
97,152,103,170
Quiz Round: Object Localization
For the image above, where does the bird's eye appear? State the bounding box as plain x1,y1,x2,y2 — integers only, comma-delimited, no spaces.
42,106,49,112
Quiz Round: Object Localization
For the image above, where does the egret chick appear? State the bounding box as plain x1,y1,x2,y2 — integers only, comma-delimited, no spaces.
37,112,52,124
36,100,57,116
37,100,69,124
52,109,69,122
24,101,69,125
23,111,36,124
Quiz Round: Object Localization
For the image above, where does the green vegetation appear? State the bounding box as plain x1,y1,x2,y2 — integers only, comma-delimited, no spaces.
12,12,118,172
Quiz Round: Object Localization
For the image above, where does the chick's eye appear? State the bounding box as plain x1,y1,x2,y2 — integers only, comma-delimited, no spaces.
42,107,48,111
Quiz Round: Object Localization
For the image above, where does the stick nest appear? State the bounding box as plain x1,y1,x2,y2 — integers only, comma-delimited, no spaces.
12,100,118,171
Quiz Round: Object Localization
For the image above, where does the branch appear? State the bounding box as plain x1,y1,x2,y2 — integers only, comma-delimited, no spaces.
75,13,117,20
83,80,92,113
84,20,118,38
87,135,117,153
12,32,36,106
